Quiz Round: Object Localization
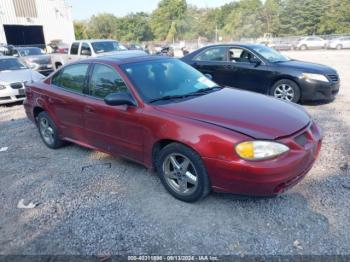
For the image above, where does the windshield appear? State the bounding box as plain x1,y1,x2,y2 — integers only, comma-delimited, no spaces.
18,48,44,56
252,45,290,63
121,59,220,103
0,58,27,71
91,41,127,53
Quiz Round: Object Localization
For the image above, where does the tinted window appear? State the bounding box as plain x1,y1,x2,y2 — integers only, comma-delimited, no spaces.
90,64,128,98
53,64,89,93
70,42,79,55
194,47,227,62
81,43,91,55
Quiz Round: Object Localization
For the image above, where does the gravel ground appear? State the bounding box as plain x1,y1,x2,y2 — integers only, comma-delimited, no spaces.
0,50,349,256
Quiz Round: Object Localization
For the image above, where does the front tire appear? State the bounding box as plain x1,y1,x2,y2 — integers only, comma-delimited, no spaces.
37,112,65,149
300,45,307,51
155,143,210,202
271,79,301,103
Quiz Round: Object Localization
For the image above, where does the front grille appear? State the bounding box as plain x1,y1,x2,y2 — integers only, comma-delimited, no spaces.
15,95,26,99
0,96,11,101
295,132,308,147
10,82,23,89
328,74,339,82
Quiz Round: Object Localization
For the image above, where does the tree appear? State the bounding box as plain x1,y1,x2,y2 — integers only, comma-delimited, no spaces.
319,0,350,34
74,21,89,40
87,13,119,39
223,0,264,40
278,0,328,36
261,0,281,35
117,13,153,42
150,0,187,40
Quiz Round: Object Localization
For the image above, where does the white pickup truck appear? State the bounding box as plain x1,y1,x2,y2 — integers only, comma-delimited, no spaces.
51,39,146,70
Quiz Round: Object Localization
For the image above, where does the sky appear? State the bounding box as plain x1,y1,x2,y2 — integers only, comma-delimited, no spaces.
67,0,234,20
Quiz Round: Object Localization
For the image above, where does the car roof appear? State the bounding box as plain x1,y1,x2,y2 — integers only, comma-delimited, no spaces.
89,53,170,65
72,39,119,43
200,43,268,49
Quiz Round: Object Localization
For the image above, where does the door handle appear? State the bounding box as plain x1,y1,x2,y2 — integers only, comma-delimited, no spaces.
84,106,95,113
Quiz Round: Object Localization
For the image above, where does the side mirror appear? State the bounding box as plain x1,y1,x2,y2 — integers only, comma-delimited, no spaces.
104,92,136,107
81,50,91,56
250,57,261,67
204,73,213,80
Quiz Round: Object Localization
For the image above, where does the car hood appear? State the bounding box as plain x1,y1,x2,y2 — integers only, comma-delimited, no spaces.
278,60,337,74
0,69,44,84
23,55,51,64
96,50,147,57
154,88,310,140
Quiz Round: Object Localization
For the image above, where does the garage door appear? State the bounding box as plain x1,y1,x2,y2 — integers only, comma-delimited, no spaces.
3,25,45,47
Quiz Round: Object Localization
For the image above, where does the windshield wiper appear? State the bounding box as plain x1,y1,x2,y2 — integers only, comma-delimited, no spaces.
187,86,222,96
148,87,222,104
148,95,189,103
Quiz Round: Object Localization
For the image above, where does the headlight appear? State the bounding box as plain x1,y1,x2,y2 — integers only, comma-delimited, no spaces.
235,141,290,161
302,73,329,83
0,85,6,90
27,62,39,69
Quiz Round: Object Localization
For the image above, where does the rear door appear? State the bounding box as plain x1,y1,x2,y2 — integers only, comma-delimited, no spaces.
191,46,231,87
49,63,90,142
83,63,144,162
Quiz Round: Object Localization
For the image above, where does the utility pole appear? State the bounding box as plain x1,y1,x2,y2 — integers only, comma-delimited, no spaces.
215,25,218,43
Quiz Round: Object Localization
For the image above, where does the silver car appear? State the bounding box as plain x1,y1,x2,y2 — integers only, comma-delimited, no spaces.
327,36,350,50
0,57,44,105
12,47,53,76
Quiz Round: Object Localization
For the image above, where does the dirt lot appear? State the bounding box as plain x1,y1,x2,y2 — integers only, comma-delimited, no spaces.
0,50,349,256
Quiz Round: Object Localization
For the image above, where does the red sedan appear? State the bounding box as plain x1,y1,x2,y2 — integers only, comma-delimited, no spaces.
23,54,322,202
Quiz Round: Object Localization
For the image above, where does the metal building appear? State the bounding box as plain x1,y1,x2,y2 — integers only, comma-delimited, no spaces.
0,0,75,47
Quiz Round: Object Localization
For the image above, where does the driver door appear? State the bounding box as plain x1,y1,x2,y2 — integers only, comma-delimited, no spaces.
83,63,144,162
225,47,272,94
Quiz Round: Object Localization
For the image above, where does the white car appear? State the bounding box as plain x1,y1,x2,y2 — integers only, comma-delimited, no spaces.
51,39,146,70
327,36,350,50
297,36,327,50
0,57,44,105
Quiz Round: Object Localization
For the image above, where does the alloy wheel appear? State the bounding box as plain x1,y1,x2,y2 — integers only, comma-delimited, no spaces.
162,153,199,196
39,117,55,145
274,84,295,102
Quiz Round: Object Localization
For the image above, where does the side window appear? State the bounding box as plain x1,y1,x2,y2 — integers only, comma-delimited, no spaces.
70,42,79,55
229,48,257,63
53,64,89,93
90,64,128,99
194,47,227,62
81,43,91,55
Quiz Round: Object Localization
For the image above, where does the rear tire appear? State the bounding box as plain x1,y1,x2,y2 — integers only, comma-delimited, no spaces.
37,112,65,149
155,143,210,202
271,79,301,103
336,44,343,50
